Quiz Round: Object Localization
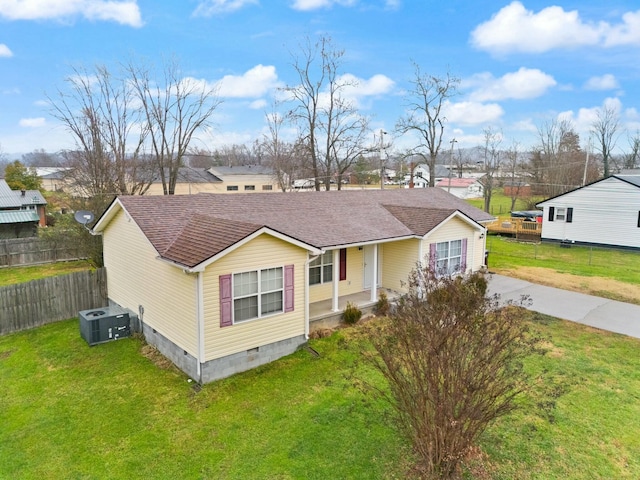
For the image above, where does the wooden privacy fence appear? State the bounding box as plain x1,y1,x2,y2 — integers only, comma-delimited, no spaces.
0,268,108,335
0,237,83,267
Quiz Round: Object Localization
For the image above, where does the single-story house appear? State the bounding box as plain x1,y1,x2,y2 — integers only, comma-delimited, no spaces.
536,175,640,249
93,189,494,383
435,177,484,199
206,165,280,193
503,181,531,198
0,180,47,239
403,164,450,188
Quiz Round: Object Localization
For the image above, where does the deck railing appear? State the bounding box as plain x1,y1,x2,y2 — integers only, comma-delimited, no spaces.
486,218,542,239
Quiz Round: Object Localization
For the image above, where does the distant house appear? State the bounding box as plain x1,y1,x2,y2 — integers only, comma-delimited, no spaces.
435,177,484,199
0,180,47,239
403,164,450,188
503,181,531,198
207,165,280,193
93,189,493,383
536,175,640,249
145,167,221,195
145,165,279,194
36,167,72,192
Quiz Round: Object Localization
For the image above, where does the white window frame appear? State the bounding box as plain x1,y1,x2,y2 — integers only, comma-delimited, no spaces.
232,266,284,323
435,240,463,276
555,207,566,221
309,251,333,285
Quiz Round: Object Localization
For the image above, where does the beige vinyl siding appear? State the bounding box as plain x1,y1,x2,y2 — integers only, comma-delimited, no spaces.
308,247,364,303
423,217,484,272
201,233,308,361
102,209,198,354
144,182,220,195
381,239,421,293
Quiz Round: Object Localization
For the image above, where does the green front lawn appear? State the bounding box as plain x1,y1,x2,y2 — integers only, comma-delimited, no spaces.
486,235,640,285
1,315,640,479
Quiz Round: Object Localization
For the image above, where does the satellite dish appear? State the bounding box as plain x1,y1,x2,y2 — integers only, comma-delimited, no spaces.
74,210,95,226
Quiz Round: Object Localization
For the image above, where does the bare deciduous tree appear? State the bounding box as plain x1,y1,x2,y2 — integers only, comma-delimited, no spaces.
49,65,154,198
396,64,459,187
260,106,301,191
534,118,585,197
127,58,221,195
368,268,540,479
591,105,620,178
623,131,640,170
283,35,368,190
505,141,524,211
479,126,502,213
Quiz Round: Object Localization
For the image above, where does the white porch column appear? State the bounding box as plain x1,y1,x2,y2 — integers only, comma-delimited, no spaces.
332,249,340,312
370,243,378,302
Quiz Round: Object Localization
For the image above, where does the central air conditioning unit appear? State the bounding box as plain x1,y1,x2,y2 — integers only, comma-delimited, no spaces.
79,306,131,346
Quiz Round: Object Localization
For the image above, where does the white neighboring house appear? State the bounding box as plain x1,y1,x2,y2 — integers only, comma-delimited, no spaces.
403,164,450,188
536,175,640,249
435,178,484,199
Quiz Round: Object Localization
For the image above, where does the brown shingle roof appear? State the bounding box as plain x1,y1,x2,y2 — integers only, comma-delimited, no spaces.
113,189,493,268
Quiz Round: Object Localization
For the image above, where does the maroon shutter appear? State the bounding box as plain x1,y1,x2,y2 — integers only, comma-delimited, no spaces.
566,208,573,223
429,243,436,271
548,207,555,222
461,238,468,272
339,248,347,281
219,274,232,327
284,264,294,312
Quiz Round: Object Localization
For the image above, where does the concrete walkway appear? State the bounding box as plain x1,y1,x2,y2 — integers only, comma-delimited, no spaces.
487,274,640,340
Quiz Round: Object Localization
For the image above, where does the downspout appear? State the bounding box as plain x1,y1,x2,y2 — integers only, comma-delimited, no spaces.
196,271,205,384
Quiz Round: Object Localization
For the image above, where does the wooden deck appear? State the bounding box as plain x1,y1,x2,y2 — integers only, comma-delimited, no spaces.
486,218,542,240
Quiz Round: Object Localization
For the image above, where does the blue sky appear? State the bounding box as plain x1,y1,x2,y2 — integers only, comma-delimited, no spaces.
1,0,640,157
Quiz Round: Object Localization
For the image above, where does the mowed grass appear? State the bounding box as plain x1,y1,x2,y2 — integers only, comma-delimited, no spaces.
0,260,94,286
2,314,640,479
0,319,406,480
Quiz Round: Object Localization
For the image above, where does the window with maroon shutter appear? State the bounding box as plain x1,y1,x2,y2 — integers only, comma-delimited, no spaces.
220,266,289,325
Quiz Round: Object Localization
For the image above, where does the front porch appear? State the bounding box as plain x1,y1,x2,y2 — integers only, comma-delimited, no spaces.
309,289,400,331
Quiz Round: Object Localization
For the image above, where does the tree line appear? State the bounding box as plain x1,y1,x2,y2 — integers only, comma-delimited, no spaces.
1,35,638,215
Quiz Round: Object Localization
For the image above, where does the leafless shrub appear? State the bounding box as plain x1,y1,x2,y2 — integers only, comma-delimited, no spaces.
369,268,541,479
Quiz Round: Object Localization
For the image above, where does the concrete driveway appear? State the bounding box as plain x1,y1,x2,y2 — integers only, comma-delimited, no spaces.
487,274,640,340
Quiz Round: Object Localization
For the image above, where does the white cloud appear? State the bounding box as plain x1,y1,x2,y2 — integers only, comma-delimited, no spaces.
215,64,281,98
249,99,267,109
0,0,143,27
584,74,619,91
339,73,395,99
193,0,258,16
0,44,13,57
471,2,640,55
290,0,356,11
444,101,504,126
19,117,46,128
604,11,640,46
466,68,556,102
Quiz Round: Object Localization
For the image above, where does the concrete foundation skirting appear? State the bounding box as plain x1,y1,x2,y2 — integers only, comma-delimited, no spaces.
140,322,306,384
201,334,307,383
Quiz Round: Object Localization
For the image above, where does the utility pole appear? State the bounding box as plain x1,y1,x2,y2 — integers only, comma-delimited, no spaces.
379,129,387,190
447,138,457,193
